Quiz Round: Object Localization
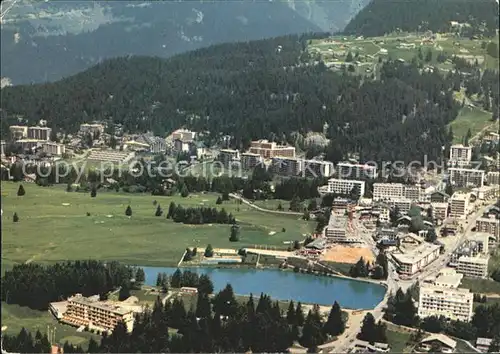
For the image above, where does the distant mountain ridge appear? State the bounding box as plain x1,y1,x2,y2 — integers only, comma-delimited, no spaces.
0,0,370,85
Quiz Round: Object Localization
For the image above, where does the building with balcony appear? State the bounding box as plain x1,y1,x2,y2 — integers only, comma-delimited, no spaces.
449,193,470,219
302,159,334,178
449,144,472,166
475,216,499,240
449,168,485,188
28,126,52,141
457,255,489,278
486,171,500,185
326,179,365,199
270,157,302,176
41,142,66,156
392,243,441,276
416,334,457,353
79,123,105,136
404,185,421,201
241,152,263,170
373,183,404,201
61,294,134,333
387,197,412,213
418,284,473,322
9,125,28,140
248,139,295,158
431,202,448,221
472,186,498,200
171,129,196,142
218,149,240,168
335,162,377,180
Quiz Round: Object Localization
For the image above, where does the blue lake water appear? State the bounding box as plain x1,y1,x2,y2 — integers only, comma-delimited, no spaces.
141,266,386,309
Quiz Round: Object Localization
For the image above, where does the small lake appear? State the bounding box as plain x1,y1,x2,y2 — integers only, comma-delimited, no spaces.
142,266,386,309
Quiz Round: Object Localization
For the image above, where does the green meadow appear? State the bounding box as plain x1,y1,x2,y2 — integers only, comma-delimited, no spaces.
1,183,314,268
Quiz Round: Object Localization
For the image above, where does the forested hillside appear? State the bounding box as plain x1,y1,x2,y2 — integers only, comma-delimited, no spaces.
1,0,368,84
344,0,499,37
1,34,460,163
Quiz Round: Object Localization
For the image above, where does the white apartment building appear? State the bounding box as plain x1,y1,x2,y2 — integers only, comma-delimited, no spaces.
449,144,472,166
218,149,240,168
449,193,469,219
326,179,365,199
241,152,263,170
9,125,28,140
457,256,489,278
418,285,473,322
404,185,421,201
472,186,498,200
486,171,500,185
387,198,412,213
449,168,485,188
431,202,448,221
0,140,6,156
41,142,66,156
271,157,302,176
28,126,52,141
373,183,404,201
248,139,295,159
475,216,499,240
335,162,377,179
303,159,334,178
392,243,441,276
79,123,105,136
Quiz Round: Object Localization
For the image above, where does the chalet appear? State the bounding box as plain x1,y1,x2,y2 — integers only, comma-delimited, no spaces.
417,334,456,353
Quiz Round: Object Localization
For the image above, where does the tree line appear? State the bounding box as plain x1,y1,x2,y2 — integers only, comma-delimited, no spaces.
2,33,462,165
166,202,236,225
1,261,136,310
3,284,348,353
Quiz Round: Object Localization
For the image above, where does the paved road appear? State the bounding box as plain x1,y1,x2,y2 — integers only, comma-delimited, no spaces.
229,193,302,216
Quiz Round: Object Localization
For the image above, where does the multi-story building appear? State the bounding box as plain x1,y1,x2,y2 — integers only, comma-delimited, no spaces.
61,294,134,333
335,162,377,180
449,144,472,166
79,123,105,136
325,215,360,243
449,193,470,219
373,183,404,201
475,215,499,240
241,152,263,170
483,131,499,143
270,157,301,176
248,139,295,158
326,179,365,199
472,186,498,200
387,198,412,213
41,142,66,156
404,185,421,201
449,168,485,188
135,134,166,154
418,285,473,322
9,125,28,140
430,191,450,203
218,149,240,168
16,139,43,152
457,256,489,278
28,126,52,141
171,129,196,142
392,243,441,276
303,159,334,178
0,140,5,156
173,139,191,153
486,171,500,186
431,202,448,221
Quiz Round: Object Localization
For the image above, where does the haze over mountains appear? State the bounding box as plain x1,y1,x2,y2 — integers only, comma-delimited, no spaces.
0,0,369,85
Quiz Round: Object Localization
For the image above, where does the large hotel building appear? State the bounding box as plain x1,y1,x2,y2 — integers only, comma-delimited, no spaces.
60,294,134,333
248,140,295,158
418,269,473,322
326,178,365,199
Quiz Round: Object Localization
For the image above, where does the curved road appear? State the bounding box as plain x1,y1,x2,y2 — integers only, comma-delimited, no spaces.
229,193,303,216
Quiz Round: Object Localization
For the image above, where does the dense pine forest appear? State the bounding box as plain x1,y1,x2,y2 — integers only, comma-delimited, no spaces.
1,33,463,163
344,0,499,37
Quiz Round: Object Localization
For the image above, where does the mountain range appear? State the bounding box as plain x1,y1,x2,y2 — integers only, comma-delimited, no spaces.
0,0,369,85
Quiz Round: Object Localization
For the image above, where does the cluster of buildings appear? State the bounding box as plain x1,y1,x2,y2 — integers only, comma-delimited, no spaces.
7,124,66,157
218,140,333,177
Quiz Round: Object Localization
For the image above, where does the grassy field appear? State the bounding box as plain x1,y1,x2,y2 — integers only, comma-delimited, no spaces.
1,183,314,267
461,278,500,295
447,106,493,143
1,302,101,349
387,329,412,353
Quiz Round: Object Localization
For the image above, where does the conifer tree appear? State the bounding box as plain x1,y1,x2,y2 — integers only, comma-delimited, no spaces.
155,204,163,216
90,186,97,197
287,300,296,325
196,292,212,319
216,196,223,204
323,301,345,336
17,184,25,196
229,224,240,242
295,302,305,326
204,244,214,257
167,201,176,219
13,212,19,222
135,268,146,284
125,205,132,216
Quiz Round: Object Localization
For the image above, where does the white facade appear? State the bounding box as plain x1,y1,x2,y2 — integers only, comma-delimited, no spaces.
373,183,404,201
326,178,365,198
392,243,441,276
486,171,500,185
41,142,66,156
457,256,489,278
449,168,485,188
475,216,499,240
449,193,469,219
431,202,448,221
336,162,377,179
418,285,473,322
449,144,472,165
